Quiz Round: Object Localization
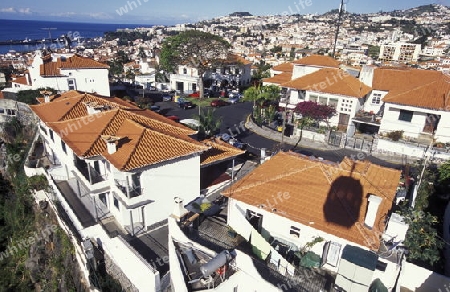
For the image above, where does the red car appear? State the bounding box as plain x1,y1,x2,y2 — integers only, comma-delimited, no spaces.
165,115,180,122
188,91,200,98
210,99,230,107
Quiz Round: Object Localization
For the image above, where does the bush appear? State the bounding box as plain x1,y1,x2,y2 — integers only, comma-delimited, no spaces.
386,130,404,141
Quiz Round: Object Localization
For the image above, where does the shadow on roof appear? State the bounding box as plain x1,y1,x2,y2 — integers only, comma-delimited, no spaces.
323,176,363,228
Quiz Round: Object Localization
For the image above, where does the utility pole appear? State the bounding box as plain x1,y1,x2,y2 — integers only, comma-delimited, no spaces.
411,137,435,208
280,89,291,150
332,0,345,58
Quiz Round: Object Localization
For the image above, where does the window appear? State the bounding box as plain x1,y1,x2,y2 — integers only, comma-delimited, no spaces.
99,193,107,206
0,108,4,114
61,141,67,154
49,129,54,141
114,197,119,210
398,109,413,122
40,125,47,135
6,109,16,116
309,94,318,103
322,241,341,267
371,93,382,104
68,78,76,90
329,98,338,108
290,226,300,238
183,68,187,74
319,96,327,105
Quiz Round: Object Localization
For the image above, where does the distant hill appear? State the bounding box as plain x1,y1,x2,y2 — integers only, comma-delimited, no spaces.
229,12,253,17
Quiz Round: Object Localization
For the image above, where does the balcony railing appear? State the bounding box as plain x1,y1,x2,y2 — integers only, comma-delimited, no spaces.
74,161,106,185
114,179,143,198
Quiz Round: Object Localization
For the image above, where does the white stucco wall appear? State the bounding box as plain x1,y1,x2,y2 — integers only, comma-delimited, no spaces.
363,90,388,114
291,65,321,80
379,104,448,141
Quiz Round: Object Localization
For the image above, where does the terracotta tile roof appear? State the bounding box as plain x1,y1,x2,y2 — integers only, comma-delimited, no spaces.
372,67,442,91
222,151,401,250
272,62,294,73
46,110,208,171
224,54,252,65
58,54,109,69
200,137,245,167
31,90,212,171
31,91,196,137
383,75,450,110
263,72,293,85
292,55,340,68
40,54,109,76
40,62,64,77
281,68,372,98
13,75,29,85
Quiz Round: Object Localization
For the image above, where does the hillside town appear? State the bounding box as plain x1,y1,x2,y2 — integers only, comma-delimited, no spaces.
1,3,450,292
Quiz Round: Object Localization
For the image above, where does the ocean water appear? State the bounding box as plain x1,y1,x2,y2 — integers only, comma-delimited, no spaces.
0,19,151,54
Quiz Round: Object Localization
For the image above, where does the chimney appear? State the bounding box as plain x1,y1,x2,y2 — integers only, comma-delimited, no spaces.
364,194,383,229
101,135,122,154
260,148,266,164
40,90,52,103
172,197,188,221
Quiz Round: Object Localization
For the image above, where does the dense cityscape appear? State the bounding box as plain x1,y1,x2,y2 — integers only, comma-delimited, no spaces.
0,3,450,292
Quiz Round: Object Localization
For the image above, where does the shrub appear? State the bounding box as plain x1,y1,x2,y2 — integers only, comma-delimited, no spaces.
386,130,404,141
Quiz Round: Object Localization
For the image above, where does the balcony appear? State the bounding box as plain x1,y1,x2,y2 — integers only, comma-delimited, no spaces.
114,179,144,198
74,158,106,185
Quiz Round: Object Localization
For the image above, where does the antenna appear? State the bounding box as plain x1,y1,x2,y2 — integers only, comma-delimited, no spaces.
41,27,57,40
332,0,345,59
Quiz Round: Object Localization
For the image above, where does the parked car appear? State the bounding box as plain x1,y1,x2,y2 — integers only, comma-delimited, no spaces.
228,96,240,104
165,115,180,122
228,138,247,150
149,105,160,112
188,91,200,98
162,94,172,102
178,98,195,110
228,92,243,99
211,99,230,107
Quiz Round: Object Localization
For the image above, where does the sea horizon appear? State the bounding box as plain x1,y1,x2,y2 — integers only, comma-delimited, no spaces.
0,19,154,54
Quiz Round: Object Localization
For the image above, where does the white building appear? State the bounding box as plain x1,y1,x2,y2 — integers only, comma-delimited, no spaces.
359,65,450,147
170,54,252,93
379,43,421,63
279,66,371,132
27,90,243,233
5,50,110,96
222,151,407,291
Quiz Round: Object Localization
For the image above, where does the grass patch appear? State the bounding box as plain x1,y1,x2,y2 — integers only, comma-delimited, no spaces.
185,97,219,107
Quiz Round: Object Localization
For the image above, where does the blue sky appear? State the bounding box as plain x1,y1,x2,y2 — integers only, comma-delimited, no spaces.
0,0,445,25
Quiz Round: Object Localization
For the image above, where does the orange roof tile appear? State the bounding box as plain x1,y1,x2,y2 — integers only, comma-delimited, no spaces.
46,110,208,171
372,67,442,91
222,152,401,250
281,68,372,98
263,72,293,85
13,75,29,85
40,54,109,77
200,137,245,167
292,55,340,68
272,62,294,73
31,90,213,171
58,54,109,69
383,75,450,110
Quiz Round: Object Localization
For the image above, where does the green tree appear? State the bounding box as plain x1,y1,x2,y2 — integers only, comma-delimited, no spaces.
160,30,230,99
291,101,336,150
243,85,280,126
438,161,450,187
194,108,222,139
399,208,444,266
16,88,55,105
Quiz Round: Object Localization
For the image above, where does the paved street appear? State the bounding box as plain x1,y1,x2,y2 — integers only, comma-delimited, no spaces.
155,99,405,169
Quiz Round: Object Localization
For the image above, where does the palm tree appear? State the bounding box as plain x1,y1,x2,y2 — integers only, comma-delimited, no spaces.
195,108,222,140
